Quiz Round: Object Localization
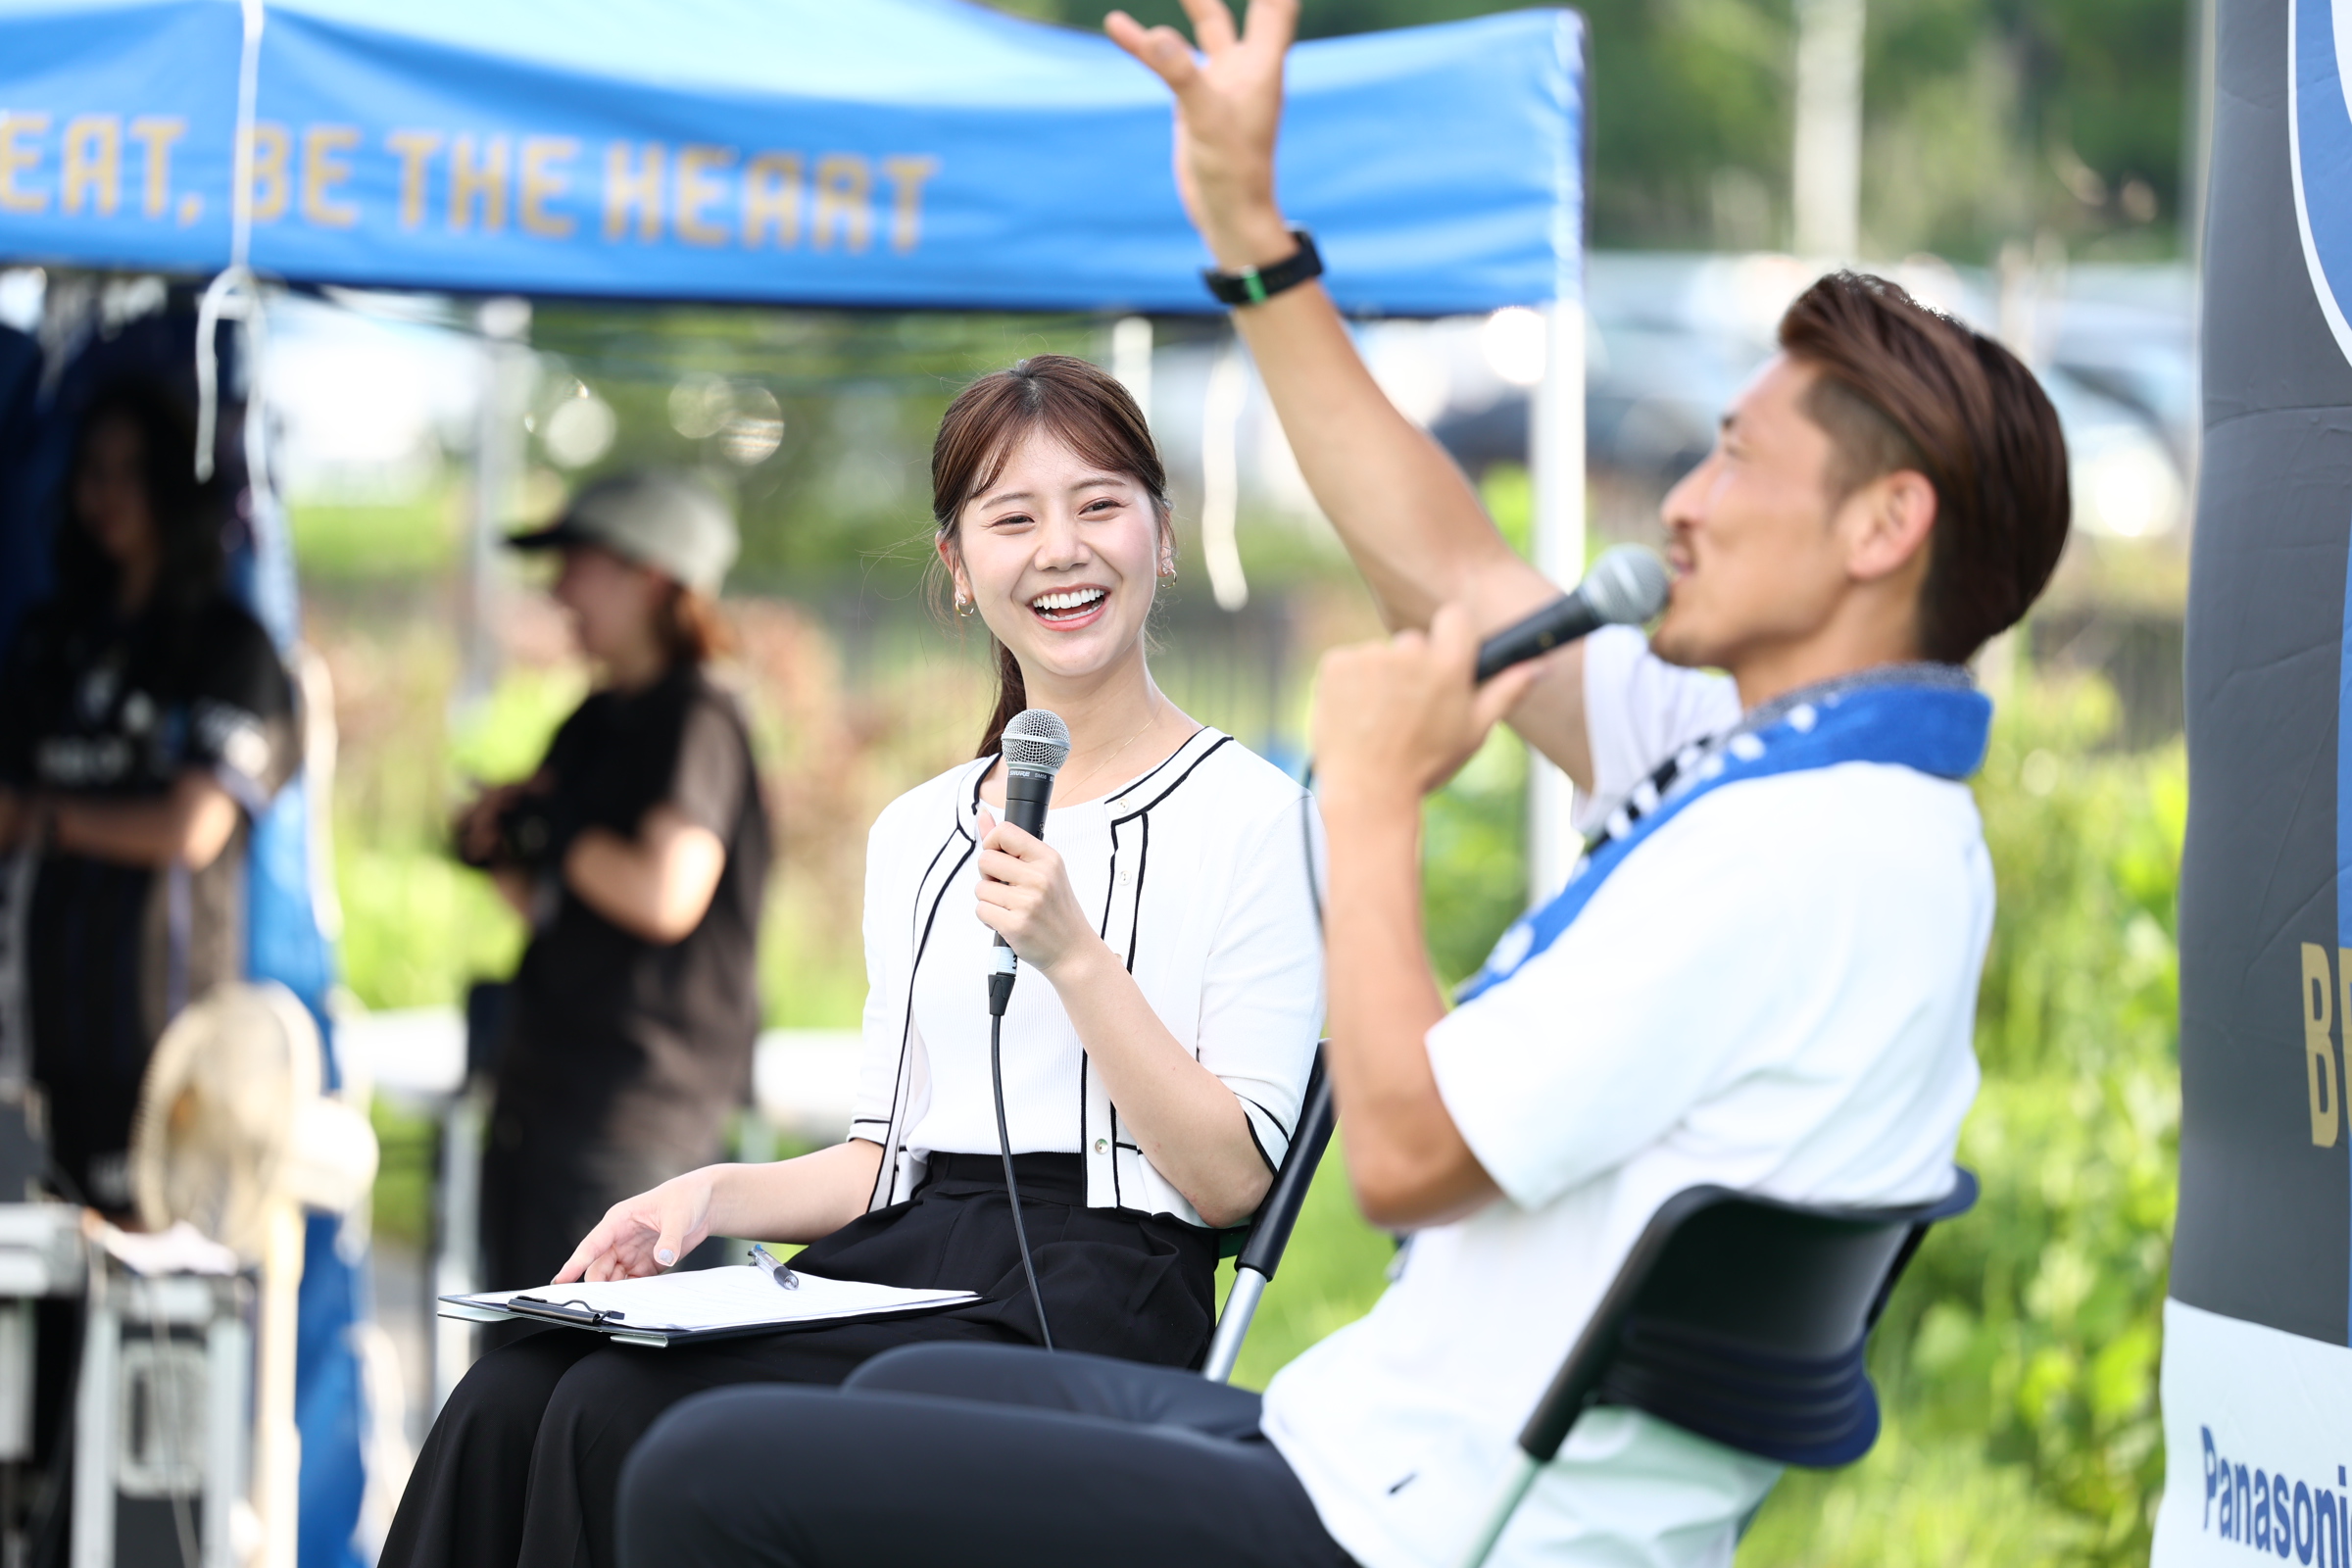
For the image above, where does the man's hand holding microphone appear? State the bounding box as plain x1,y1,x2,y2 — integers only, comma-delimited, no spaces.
1313,606,1544,825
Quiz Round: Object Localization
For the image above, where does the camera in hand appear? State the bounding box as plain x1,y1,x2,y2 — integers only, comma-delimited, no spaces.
453,792,579,872
497,796,577,870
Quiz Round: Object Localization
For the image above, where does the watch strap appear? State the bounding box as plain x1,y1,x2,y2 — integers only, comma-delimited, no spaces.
1201,229,1323,308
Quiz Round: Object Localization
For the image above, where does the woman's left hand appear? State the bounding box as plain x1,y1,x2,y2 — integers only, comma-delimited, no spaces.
974,808,1104,978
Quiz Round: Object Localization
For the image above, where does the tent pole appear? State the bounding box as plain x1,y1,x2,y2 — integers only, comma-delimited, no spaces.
1110,315,1153,430
1201,332,1250,612
461,298,531,710
1791,0,1865,261
1527,299,1586,904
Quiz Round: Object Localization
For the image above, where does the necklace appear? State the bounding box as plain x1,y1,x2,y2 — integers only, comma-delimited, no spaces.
1059,698,1164,800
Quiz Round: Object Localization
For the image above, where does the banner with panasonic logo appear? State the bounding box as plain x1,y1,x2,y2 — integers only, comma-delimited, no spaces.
2156,3,2352,1559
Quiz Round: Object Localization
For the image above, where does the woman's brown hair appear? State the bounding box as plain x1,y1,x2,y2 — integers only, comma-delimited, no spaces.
659,583,735,665
58,377,224,617
931,354,1172,759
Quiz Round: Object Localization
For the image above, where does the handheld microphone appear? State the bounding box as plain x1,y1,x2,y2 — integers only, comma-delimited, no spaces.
1472,545,1672,682
988,709,1071,1018
981,707,1071,1352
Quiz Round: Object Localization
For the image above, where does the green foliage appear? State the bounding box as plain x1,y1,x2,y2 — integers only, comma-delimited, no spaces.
1738,1415,2098,1565
992,0,2190,260
368,1097,439,1248
337,843,525,1014
1971,675,2183,1080
448,665,588,788
287,487,458,581
332,659,582,1013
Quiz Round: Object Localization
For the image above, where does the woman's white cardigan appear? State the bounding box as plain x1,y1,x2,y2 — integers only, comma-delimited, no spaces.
848,729,1325,1228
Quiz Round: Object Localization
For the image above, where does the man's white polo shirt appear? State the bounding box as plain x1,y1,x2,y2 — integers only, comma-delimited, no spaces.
1260,628,1990,1568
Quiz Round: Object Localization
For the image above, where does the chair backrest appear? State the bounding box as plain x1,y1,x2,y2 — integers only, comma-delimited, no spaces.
1519,1168,1978,1470
1202,1044,1335,1382
1235,1046,1335,1278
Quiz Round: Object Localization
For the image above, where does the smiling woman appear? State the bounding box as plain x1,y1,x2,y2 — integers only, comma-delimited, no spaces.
381,357,1327,1568
915,355,1290,1224
928,353,1187,767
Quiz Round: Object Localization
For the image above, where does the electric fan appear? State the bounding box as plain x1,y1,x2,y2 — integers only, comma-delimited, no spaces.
127,981,377,1568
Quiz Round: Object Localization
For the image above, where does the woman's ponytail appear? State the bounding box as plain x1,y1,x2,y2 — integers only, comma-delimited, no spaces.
976,640,1029,760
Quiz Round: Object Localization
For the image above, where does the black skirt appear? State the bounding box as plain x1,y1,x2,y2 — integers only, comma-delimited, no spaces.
381,1152,1221,1568
790,1152,1220,1358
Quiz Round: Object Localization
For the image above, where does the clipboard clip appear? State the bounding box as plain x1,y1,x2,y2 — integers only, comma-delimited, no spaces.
509,1295,627,1327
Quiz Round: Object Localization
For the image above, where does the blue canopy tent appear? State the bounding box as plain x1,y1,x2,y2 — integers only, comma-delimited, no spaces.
0,3,1584,1564
0,0,1578,313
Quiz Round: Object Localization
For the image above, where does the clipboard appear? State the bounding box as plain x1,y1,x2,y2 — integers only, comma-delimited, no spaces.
440,1261,980,1348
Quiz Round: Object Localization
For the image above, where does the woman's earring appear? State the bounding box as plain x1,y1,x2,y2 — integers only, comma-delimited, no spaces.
1158,553,1177,580
955,593,976,617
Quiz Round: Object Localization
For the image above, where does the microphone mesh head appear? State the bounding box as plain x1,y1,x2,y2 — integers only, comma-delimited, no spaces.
1582,546,1672,626
1001,709,1073,777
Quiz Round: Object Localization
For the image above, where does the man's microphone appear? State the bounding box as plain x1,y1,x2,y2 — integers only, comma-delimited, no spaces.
1473,545,1672,682
987,708,1072,1018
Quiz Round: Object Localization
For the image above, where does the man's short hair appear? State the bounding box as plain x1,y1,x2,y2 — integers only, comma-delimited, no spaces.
1779,271,2071,664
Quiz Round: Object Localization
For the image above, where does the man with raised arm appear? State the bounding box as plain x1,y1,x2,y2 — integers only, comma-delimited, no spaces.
612,4,2072,1564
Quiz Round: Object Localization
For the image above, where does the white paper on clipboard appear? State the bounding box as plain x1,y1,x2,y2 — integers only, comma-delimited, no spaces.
441,1264,977,1342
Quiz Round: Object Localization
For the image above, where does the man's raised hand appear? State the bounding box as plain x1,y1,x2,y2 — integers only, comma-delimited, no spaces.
1105,0,1298,271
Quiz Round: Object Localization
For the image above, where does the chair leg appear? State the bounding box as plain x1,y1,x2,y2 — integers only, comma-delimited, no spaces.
1456,1450,1542,1568
1201,1266,1269,1384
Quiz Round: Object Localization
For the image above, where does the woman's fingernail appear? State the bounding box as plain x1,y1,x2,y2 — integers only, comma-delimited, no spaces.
655,1248,676,1266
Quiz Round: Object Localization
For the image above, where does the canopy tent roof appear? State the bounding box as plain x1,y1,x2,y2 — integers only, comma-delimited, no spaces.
0,0,1582,316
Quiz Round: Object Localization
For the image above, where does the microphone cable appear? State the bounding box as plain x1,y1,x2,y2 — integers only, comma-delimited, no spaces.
989,1007,1054,1350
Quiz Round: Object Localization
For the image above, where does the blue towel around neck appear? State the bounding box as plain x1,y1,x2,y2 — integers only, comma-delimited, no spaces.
1456,680,1993,1004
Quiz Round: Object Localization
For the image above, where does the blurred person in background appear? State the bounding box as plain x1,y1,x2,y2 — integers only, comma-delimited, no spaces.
453,471,771,1304
381,357,1323,1568
0,377,295,1213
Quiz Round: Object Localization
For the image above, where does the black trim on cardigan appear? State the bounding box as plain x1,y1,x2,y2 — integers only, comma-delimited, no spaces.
1234,1092,1293,1146
1125,812,1152,973
1239,1113,1279,1177
870,812,977,1210
1110,733,1235,826
1100,727,1206,808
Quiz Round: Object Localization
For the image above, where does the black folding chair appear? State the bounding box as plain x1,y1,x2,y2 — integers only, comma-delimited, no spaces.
1457,1168,1980,1568
1201,1044,1337,1383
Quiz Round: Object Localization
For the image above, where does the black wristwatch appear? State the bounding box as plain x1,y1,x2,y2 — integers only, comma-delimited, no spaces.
1201,229,1323,308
